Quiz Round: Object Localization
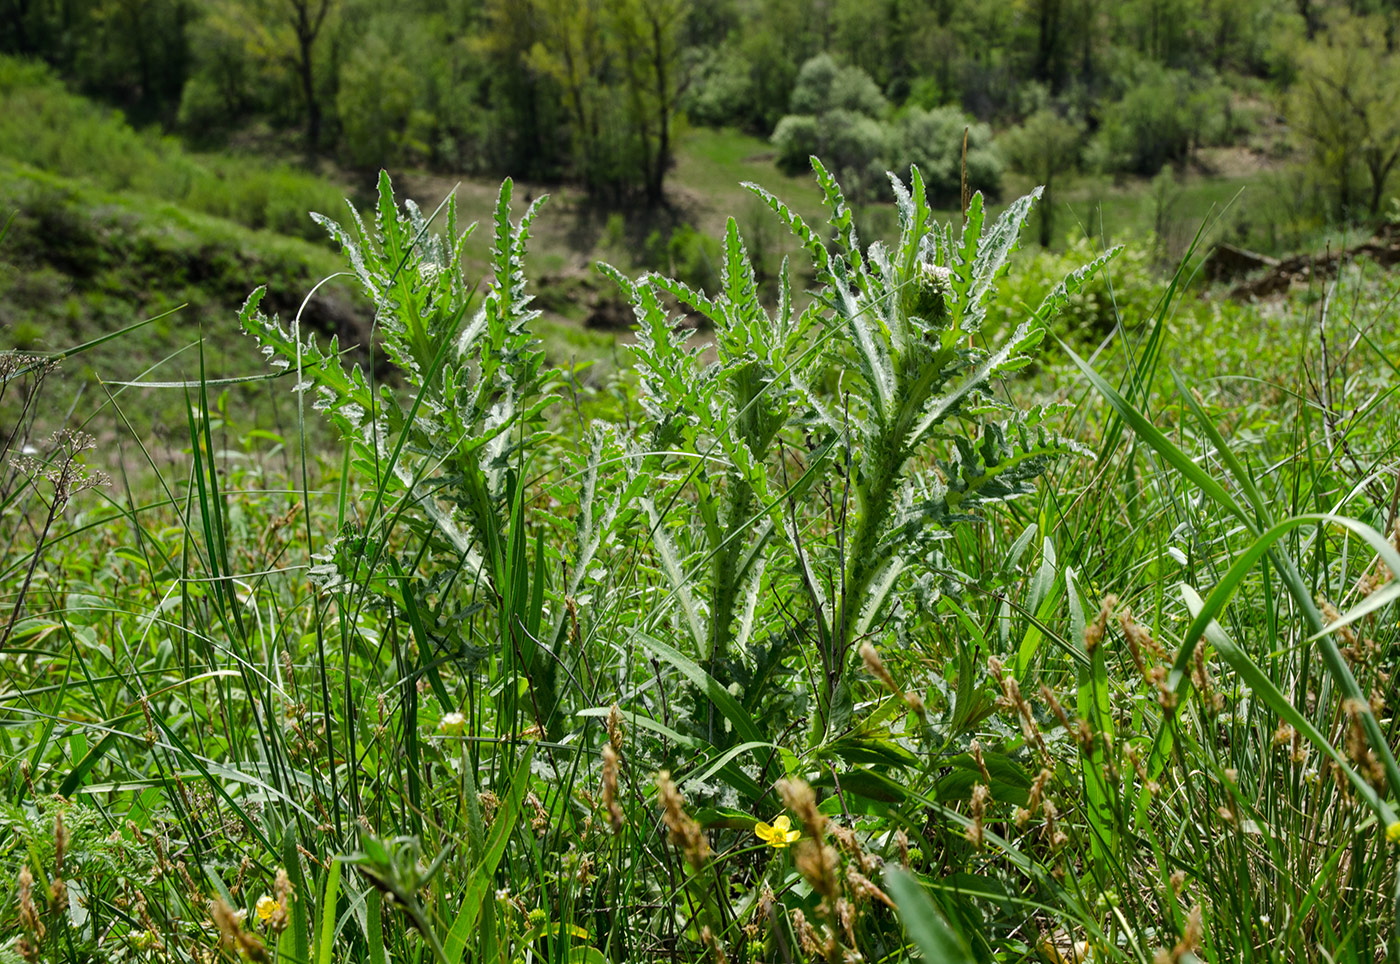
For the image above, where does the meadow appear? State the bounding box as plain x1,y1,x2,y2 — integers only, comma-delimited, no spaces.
1,147,1398,964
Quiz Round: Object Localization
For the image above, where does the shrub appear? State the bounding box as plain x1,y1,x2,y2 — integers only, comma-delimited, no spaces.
772,53,892,200
788,52,888,117
1093,64,1240,176
889,105,1003,206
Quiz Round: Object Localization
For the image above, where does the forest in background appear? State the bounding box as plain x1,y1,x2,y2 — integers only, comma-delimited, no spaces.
4,0,1400,235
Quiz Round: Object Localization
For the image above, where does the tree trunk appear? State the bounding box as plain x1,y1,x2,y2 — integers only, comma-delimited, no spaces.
291,0,331,162
1366,152,1398,214
647,10,670,206
298,43,320,159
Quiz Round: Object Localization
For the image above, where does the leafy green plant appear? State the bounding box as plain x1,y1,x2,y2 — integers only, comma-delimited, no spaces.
608,159,1111,747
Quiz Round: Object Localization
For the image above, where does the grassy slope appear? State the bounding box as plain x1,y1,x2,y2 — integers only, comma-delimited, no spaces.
0,159,358,442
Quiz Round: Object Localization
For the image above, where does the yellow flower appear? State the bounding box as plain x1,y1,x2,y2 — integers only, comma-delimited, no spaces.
755,814,801,849
1387,821,1400,844
255,895,281,925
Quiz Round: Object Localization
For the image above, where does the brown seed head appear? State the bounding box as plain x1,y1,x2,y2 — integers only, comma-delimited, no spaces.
777,777,826,839
656,771,709,870
1084,595,1118,654
793,840,841,902
269,868,293,934
606,703,625,754
17,866,43,940
861,642,898,694
602,743,625,834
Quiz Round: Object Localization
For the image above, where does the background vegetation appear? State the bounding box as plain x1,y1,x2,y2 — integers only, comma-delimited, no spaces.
2,1,1400,962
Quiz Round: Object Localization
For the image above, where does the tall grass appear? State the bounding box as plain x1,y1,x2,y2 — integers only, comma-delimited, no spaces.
0,164,1396,964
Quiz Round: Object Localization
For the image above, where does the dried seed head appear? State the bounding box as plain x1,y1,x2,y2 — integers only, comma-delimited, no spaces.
210,899,240,954
601,744,625,834
1164,905,1204,962
777,777,826,839
699,925,728,964
970,740,993,785
1343,699,1387,788
606,703,625,754
1191,646,1224,714
1039,685,1073,733
846,865,895,908
210,897,270,964
526,792,550,833
656,772,708,870
269,868,293,933
830,823,859,858
965,783,989,850
17,866,44,940
1084,595,1118,654
793,840,841,902
52,812,67,874
861,642,898,694
792,909,822,958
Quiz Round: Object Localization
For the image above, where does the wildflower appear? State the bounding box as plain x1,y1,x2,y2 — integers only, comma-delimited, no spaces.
255,895,281,925
1387,821,1400,844
438,712,466,736
754,814,801,849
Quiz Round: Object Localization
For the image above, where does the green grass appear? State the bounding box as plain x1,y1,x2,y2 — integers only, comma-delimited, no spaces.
2,163,1398,964
0,55,353,241
0,158,360,446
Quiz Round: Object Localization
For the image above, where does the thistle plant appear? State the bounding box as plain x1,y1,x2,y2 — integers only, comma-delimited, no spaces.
601,219,819,743
763,161,1114,733
612,158,1115,744
242,173,565,739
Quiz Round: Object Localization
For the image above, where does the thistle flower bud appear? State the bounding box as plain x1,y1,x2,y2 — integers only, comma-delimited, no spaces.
904,261,953,324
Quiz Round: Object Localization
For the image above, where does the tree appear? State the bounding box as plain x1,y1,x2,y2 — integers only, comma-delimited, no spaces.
286,0,334,158
187,0,337,159
1288,13,1400,217
1001,108,1085,245
888,106,1003,207
524,0,687,204
608,0,689,205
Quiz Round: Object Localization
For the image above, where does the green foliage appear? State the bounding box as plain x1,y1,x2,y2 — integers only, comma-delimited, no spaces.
3,168,1400,963
788,53,888,117
335,34,424,170
1002,108,1086,245
0,55,345,239
1287,11,1400,218
0,157,355,438
1092,64,1242,176
888,106,1003,207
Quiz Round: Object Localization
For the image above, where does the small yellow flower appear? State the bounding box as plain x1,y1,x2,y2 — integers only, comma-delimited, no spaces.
754,814,801,849
438,712,466,737
255,895,281,925
1387,821,1400,844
